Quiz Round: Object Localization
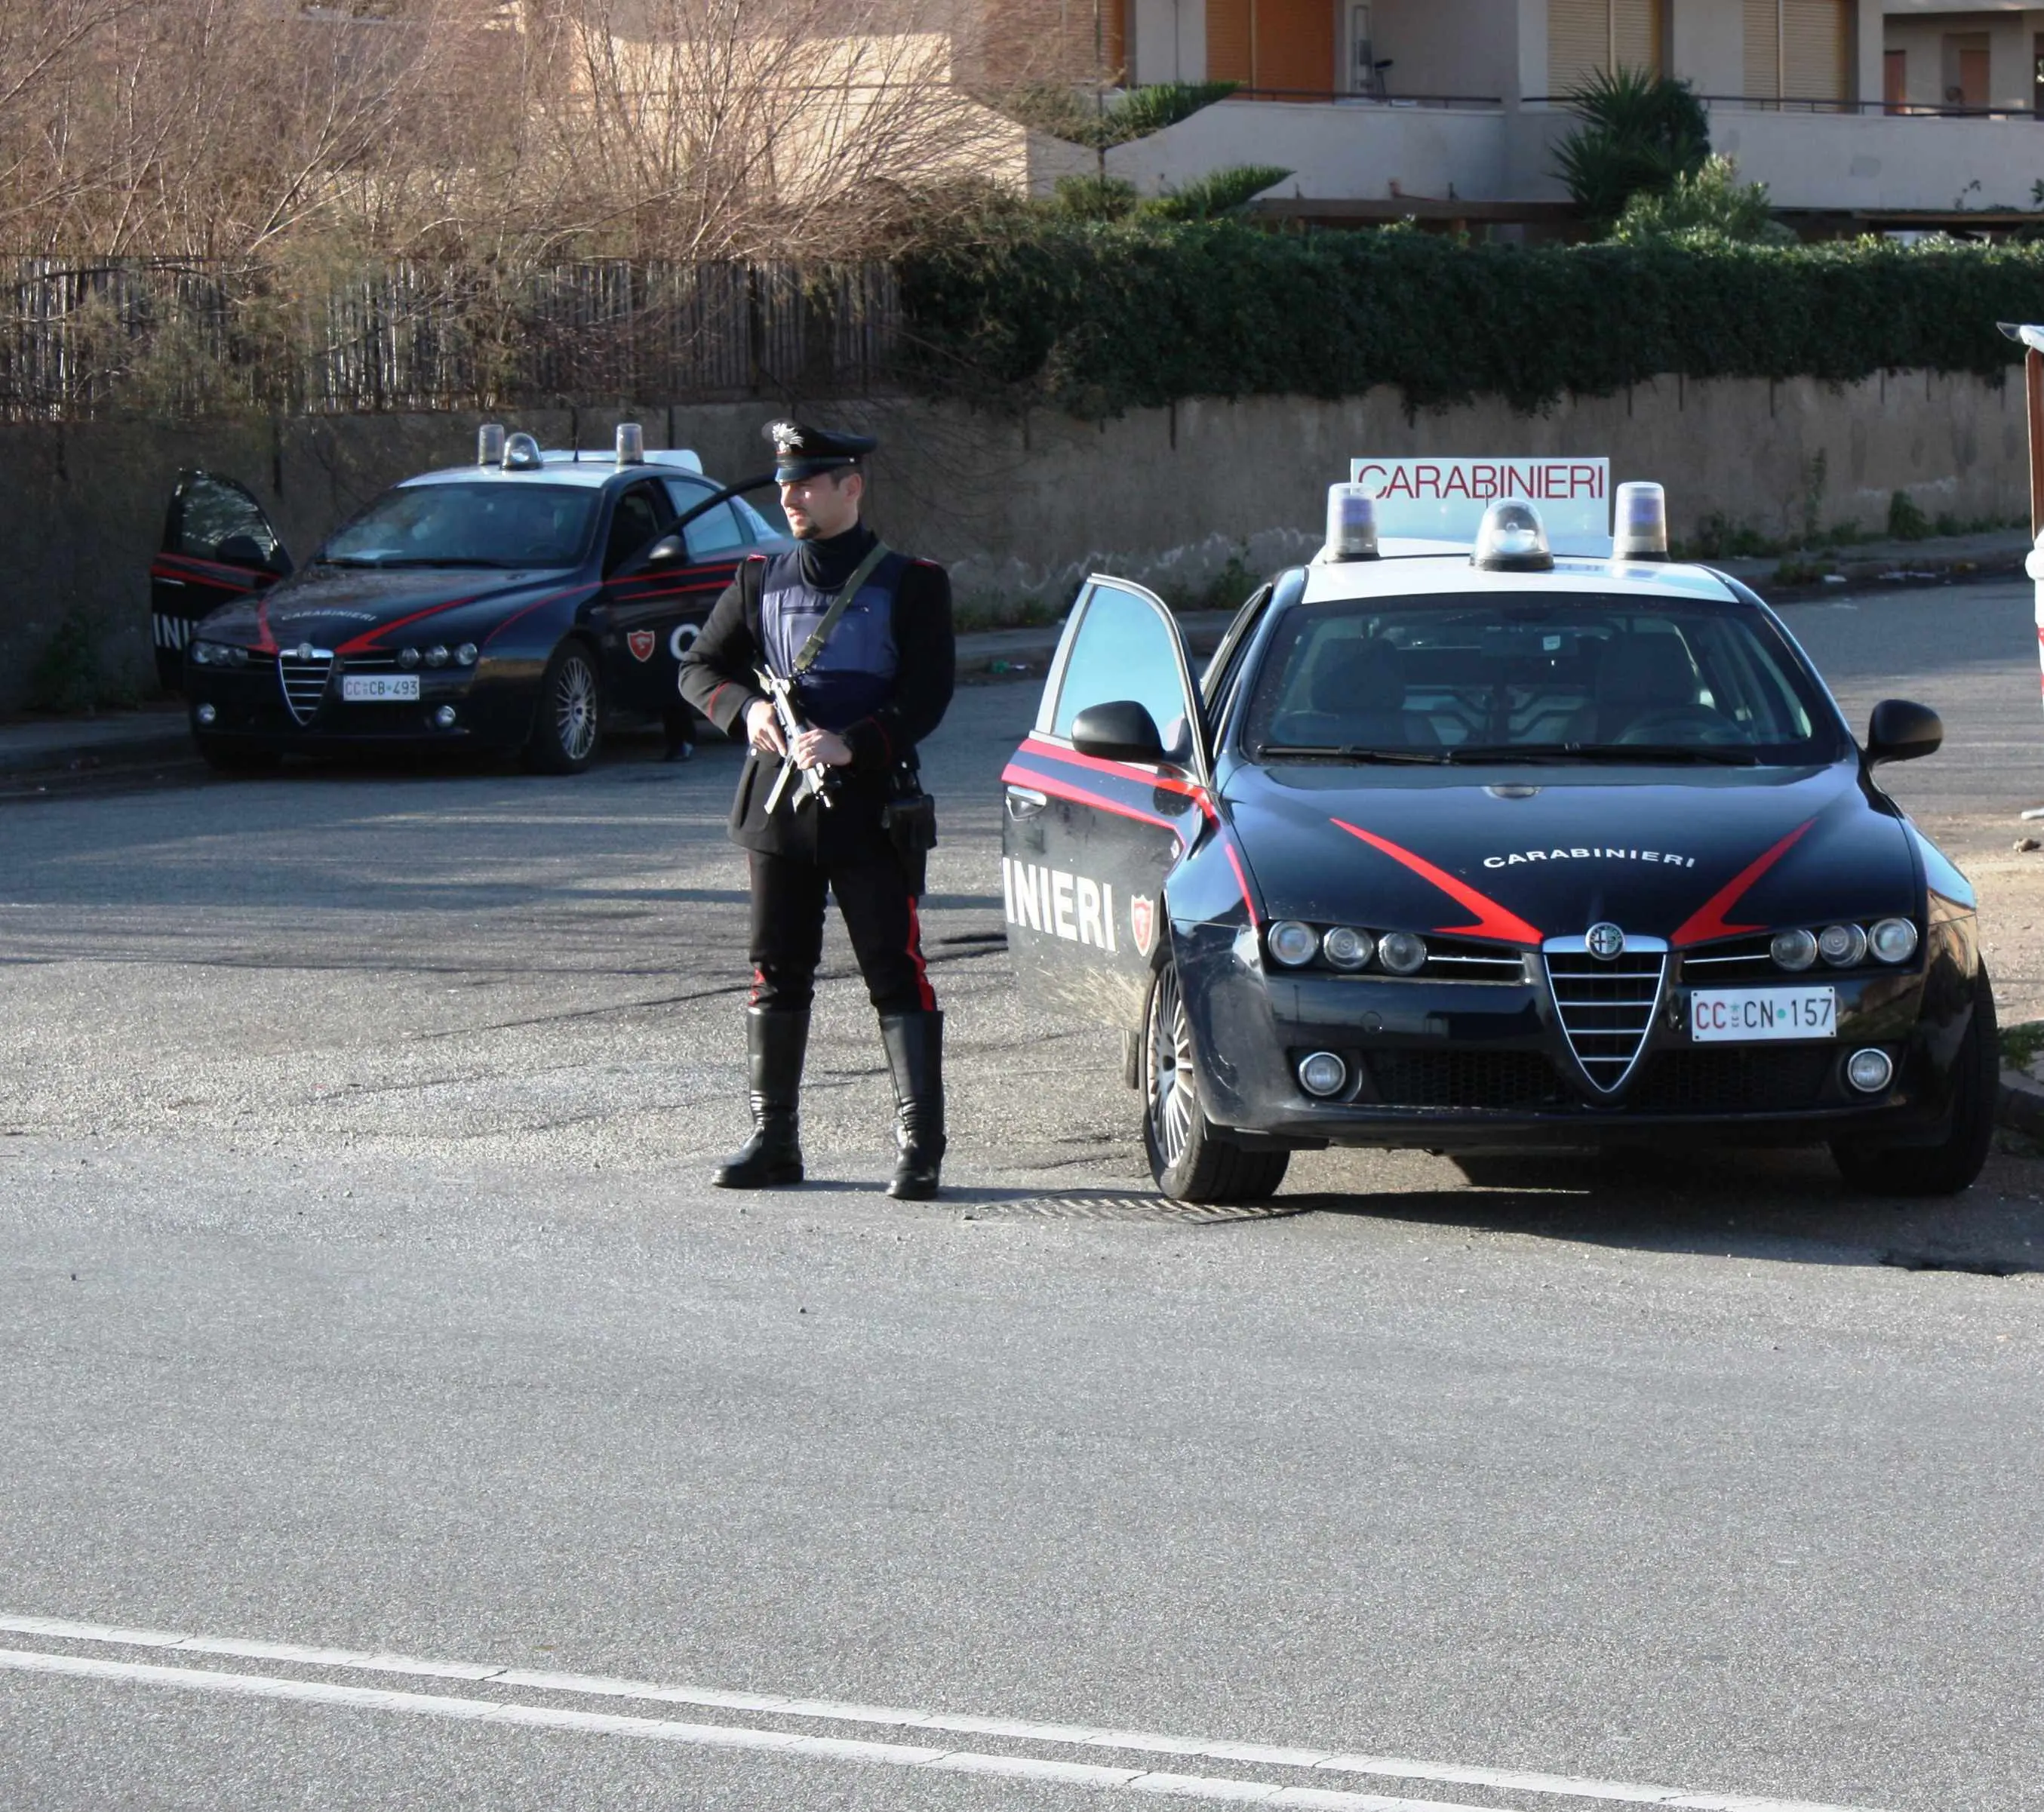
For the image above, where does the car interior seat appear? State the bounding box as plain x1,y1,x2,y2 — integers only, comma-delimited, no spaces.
1274,638,1438,748
1593,632,1706,743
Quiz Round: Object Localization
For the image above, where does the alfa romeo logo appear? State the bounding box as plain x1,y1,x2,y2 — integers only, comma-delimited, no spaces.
1586,921,1625,960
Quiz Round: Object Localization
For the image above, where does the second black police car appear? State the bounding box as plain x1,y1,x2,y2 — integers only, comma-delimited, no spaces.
1001,466,1993,1203
158,424,785,774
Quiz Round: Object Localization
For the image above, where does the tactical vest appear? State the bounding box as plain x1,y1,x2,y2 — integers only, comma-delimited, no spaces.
761,546,908,732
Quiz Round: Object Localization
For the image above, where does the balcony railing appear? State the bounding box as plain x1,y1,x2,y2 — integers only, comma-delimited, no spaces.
1222,88,1503,109
1527,93,2044,119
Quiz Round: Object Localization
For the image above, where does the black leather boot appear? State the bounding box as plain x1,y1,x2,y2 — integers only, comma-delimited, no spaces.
880,1011,945,1200
712,1007,808,1188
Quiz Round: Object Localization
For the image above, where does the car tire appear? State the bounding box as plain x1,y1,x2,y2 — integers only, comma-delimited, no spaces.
195,737,281,775
525,640,601,775
1142,958,1289,1204
1830,965,1997,1198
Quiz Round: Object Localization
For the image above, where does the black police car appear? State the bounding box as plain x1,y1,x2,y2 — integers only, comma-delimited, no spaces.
158,426,785,773
1000,494,1995,1203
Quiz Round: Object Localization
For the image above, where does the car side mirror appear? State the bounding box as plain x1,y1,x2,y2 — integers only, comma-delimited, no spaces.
1070,700,1166,764
643,534,686,567
1866,698,1942,765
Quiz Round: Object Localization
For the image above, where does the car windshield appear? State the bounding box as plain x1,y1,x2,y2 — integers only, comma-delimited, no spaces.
1240,593,1844,766
321,483,598,569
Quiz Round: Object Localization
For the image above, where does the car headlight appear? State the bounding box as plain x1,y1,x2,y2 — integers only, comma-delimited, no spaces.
191,641,251,668
1818,923,1868,968
1322,926,1374,971
426,645,450,668
398,647,422,670
1268,920,1318,967
1377,931,1428,975
1870,918,1918,964
1771,928,1818,972
455,643,479,667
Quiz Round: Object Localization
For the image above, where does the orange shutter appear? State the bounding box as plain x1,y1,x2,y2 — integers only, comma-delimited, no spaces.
1206,0,1253,85
1256,0,1334,97
1744,0,1781,97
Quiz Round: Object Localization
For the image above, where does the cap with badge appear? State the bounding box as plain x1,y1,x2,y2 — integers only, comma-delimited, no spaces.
766,419,878,483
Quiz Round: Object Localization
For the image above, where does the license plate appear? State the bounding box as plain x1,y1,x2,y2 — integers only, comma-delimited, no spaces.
1689,986,1837,1042
342,675,419,702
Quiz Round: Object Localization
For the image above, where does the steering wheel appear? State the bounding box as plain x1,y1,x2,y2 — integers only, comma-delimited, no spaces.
1616,704,1744,746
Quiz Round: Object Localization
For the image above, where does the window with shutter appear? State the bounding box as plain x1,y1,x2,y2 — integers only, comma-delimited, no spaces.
1782,0,1849,102
1744,0,1781,97
1612,0,1663,75
1256,0,1334,95
1206,0,1252,85
1549,0,1606,94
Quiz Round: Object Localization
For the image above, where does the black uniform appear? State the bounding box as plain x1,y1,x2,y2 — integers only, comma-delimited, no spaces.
678,521,955,1014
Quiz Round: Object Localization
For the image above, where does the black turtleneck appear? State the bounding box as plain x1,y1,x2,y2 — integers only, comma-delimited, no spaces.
795,520,878,590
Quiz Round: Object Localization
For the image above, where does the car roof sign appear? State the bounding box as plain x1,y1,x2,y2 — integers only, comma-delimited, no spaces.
1351,457,1612,555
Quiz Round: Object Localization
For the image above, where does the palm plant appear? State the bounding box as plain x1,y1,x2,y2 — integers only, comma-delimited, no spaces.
1554,68,1710,228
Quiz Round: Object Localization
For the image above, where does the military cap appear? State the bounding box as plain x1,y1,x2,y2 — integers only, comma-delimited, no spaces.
765,419,878,483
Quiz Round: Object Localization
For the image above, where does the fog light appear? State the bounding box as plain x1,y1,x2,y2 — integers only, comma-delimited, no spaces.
1846,1048,1894,1094
455,642,479,667
1870,917,1918,964
1771,928,1818,971
1818,923,1867,968
1297,1051,1348,1098
426,645,450,668
433,706,457,728
1322,925,1373,971
195,703,217,725
398,646,421,670
1378,931,1428,975
1268,920,1317,967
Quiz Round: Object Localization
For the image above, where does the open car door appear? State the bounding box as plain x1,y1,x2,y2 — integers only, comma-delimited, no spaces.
1000,575,1208,1029
152,472,291,691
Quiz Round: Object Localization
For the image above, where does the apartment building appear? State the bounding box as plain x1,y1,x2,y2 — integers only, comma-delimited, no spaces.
1074,0,2044,226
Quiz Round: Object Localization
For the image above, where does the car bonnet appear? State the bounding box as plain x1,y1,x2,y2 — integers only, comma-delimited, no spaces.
195,564,583,654
1221,758,1919,946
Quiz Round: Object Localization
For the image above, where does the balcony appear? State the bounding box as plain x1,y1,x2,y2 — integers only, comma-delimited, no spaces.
1093,91,2044,226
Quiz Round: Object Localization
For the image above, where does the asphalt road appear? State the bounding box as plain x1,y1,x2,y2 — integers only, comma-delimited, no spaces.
2,580,2042,1811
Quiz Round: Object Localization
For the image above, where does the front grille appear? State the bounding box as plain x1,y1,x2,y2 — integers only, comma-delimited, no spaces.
1363,1049,1569,1109
1679,934,1780,983
276,648,333,724
340,652,401,673
1630,1046,1836,1114
1547,947,1666,1094
1415,936,1531,983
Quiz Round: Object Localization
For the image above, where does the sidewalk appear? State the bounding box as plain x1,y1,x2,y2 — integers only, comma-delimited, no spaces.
5,529,2033,780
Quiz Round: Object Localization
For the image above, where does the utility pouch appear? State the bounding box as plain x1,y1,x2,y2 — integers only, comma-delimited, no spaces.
882,768,938,896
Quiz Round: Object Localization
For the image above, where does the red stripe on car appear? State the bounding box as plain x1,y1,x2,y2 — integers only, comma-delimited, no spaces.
1330,819,1543,946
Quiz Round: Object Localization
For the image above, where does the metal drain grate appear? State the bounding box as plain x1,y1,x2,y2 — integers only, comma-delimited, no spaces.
968,1195,1300,1223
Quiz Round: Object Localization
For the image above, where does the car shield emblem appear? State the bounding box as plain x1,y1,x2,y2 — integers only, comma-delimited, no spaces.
1130,894,1156,956
1586,921,1626,960
627,629,656,662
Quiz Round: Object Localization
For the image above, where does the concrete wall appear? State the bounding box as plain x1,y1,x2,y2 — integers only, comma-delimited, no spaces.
3,370,2023,712
1372,0,1514,100
1709,100,2044,203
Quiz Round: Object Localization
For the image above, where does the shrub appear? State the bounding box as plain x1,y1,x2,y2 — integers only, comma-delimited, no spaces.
896,222,2044,417
1002,80,1240,150
1554,68,1711,227
1888,491,1932,540
1608,155,1793,248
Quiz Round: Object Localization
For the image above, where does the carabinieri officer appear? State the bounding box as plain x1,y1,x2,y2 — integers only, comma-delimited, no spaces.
678,420,955,1198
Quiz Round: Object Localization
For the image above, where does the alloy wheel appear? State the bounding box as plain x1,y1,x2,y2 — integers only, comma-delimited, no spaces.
1146,965,1197,1170
555,654,598,762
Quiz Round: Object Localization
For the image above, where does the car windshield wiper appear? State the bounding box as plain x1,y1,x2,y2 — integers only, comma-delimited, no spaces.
1255,743,1448,764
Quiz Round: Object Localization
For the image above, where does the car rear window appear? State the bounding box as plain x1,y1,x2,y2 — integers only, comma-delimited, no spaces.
323,483,599,569
1241,593,1844,764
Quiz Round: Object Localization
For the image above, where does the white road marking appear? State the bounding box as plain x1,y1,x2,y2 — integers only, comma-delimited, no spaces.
0,1646,1510,1812
0,1615,1889,1812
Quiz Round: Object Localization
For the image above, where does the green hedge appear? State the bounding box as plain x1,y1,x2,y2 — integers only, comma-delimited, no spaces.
896,223,2044,416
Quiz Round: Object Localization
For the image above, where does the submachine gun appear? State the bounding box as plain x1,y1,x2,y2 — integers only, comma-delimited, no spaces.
756,666,836,815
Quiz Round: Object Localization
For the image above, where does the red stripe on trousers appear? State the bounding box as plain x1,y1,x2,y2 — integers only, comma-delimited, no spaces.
905,898,936,1011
